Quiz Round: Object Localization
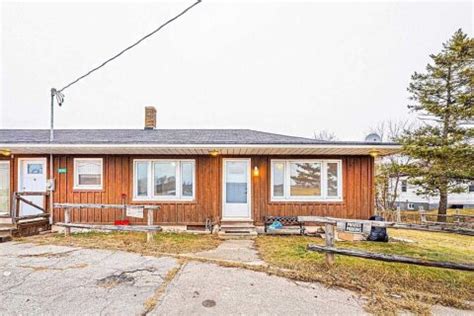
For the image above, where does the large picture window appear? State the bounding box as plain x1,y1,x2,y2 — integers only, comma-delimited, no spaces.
133,160,195,201
271,160,342,201
74,158,103,190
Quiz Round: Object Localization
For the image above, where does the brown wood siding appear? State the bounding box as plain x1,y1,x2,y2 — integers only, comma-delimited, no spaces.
49,155,224,225
251,156,374,223
9,154,374,224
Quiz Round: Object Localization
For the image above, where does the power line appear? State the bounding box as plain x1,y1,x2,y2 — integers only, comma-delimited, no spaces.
58,0,201,93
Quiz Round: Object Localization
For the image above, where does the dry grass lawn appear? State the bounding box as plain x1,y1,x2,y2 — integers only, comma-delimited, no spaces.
256,229,474,315
382,208,474,224
28,231,222,255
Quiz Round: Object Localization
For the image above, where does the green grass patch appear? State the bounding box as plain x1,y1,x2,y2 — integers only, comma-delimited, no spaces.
256,230,474,314
32,231,222,255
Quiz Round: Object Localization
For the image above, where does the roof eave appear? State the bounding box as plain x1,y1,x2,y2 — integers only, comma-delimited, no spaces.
0,143,401,156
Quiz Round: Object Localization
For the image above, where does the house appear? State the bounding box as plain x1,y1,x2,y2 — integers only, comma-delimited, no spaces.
392,177,474,211
0,107,399,235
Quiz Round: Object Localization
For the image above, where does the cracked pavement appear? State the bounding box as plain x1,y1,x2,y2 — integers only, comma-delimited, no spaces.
1,242,367,315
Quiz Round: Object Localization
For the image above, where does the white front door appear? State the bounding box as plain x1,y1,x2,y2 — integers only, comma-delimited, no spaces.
222,159,251,219
18,158,47,216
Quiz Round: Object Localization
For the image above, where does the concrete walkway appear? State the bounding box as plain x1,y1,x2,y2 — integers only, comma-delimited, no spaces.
0,242,177,315
1,242,466,315
0,242,366,315
192,239,264,265
152,261,365,315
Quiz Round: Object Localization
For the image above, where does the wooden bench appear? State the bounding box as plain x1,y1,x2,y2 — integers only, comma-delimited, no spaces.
264,216,305,235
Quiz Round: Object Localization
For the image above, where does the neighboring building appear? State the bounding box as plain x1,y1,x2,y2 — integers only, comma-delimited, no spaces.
0,107,399,233
391,176,474,210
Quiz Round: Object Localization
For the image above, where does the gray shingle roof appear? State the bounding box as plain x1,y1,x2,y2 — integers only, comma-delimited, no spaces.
0,129,396,146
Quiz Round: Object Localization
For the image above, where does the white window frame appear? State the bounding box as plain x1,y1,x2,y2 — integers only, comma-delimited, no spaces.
270,159,343,202
73,158,103,190
133,159,195,201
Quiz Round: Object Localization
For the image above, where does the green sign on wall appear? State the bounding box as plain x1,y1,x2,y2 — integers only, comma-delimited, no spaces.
58,168,67,174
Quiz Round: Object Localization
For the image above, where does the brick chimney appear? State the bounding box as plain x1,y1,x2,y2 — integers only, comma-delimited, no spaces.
144,106,157,130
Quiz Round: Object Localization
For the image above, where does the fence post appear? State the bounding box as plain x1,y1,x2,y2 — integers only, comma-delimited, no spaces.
455,209,461,224
420,210,427,224
396,206,401,223
325,223,335,265
64,208,71,237
146,208,154,243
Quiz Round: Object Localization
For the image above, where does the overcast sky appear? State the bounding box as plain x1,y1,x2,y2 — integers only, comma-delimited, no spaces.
1,0,472,140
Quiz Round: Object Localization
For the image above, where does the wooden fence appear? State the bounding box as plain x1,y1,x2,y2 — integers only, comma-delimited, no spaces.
298,215,474,271
54,203,161,243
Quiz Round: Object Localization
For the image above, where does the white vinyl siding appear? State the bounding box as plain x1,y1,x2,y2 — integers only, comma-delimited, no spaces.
133,159,195,201
271,159,342,201
73,158,103,190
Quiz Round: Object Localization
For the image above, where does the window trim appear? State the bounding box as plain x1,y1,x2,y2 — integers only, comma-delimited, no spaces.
401,180,408,193
73,158,104,190
132,159,196,201
270,159,343,202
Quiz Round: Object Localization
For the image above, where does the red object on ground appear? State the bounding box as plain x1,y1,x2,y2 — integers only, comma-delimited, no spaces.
114,219,130,225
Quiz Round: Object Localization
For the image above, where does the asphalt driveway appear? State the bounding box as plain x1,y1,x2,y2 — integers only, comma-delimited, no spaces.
0,242,365,315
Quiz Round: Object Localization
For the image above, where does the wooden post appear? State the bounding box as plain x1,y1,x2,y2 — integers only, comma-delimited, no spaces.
15,194,20,218
325,223,335,265
64,208,71,237
146,208,154,243
455,209,461,224
396,206,401,223
420,210,427,224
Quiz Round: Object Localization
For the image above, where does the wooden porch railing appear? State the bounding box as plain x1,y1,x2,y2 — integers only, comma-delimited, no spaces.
54,203,161,242
11,191,50,223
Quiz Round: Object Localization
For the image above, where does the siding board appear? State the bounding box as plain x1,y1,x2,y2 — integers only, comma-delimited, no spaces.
10,154,374,225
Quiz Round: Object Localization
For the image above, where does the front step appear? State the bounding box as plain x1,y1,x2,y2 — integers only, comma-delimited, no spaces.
0,224,16,242
218,220,257,239
0,216,14,225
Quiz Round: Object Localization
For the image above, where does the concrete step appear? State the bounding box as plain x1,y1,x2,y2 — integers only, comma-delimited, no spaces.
220,224,256,230
0,224,16,239
218,220,257,239
0,217,14,225
217,230,257,240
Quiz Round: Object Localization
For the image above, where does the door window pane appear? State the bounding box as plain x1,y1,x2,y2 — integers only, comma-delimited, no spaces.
226,162,247,203
327,162,339,197
290,162,321,196
27,164,43,174
154,162,176,196
136,162,148,197
181,162,194,197
0,162,9,213
272,162,284,197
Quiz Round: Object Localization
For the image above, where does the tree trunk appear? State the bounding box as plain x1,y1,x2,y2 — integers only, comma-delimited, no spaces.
438,186,448,222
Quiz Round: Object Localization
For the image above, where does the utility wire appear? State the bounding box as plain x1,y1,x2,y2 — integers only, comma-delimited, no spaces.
59,0,201,93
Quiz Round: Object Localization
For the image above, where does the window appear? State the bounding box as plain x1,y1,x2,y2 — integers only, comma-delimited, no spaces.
271,160,342,201
0,161,9,213
469,182,474,193
133,160,195,201
401,180,407,192
74,158,103,190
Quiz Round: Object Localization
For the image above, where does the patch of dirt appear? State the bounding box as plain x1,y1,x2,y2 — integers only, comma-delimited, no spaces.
18,263,88,271
142,260,186,315
18,250,78,258
97,267,156,288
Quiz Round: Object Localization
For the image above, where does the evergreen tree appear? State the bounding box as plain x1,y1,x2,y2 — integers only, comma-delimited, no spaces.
291,163,321,187
399,29,474,221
